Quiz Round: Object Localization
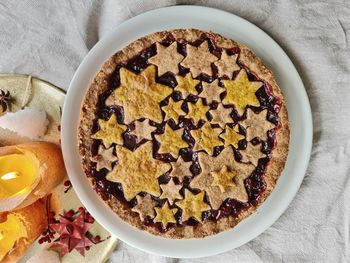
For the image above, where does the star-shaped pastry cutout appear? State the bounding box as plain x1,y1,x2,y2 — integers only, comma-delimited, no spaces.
199,79,225,104
131,119,156,142
219,125,245,148
155,124,189,158
162,98,186,123
91,114,126,148
169,156,192,182
214,51,240,78
131,194,157,221
222,69,262,115
106,142,171,201
240,142,266,166
190,147,255,209
105,65,172,123
90,145,117,171
174,73,200,98
154,202,178,228
180,41,218,77
211,165,236,193
209,103,233,128
186,99,210,124
148,42,184,76
160,178,183,204
190,122,223,155
241,108,275,141
175,189,210,223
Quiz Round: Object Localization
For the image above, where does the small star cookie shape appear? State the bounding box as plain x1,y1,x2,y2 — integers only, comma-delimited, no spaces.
106,142,171,201
209,104,233,128
105,65,172,123
174,73,200,98
222,69,262,116
162,98,186,123
214,51,240,78
219,125,245,148
241,108,275,141
148,42,184,76
211,166,236,193
187,99,210,124
154,202,178,228
160,179,183,204
90,145,117,171
175,190,210,223
169,156,192,182
91,114,126,148
190,122,223,155
132,194,157,221
199,79,225,104
131,119,156,142
240,142,266,166
190,147,255,209
155,124,189,158
180,41,218,77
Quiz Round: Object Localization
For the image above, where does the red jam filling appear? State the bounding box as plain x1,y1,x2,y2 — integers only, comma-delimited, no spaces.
89,33,281,232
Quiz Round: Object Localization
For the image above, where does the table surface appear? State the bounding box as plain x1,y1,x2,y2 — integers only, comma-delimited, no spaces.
0,1,349,262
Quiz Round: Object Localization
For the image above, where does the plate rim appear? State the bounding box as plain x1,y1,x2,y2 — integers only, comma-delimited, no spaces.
0,74,66,95
61,5,313,258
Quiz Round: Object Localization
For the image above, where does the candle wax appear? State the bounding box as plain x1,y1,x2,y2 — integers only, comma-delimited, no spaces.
0,153,39,199
0,214,27,260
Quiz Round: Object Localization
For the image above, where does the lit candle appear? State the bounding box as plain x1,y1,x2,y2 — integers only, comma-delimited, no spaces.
0,142,64,261
0,142,65,212
0,214,27,261
0,153,39,200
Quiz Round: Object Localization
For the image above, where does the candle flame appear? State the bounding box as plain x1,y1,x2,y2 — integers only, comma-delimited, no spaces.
1,172,20,180
0,232,3,240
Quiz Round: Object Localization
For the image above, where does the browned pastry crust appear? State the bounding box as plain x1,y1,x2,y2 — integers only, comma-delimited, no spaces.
78,29,289,238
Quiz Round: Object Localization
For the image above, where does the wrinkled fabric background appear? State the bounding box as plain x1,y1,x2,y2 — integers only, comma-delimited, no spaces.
0,0,349,262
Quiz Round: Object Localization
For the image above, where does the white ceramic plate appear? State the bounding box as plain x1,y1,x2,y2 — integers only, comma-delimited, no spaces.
62,5,312,258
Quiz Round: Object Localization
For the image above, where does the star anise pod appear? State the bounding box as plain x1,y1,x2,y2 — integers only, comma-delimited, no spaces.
0,90,11,115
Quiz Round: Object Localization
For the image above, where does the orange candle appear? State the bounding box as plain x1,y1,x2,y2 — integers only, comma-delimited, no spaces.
0,152,39,199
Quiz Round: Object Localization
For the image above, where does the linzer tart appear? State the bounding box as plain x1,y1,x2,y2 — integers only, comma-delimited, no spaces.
78,29,289,238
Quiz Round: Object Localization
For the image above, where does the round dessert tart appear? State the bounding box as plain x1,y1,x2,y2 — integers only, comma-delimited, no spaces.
78,29,289,238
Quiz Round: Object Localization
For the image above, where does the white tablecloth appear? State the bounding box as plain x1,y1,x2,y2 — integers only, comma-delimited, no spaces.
1,0,349,262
